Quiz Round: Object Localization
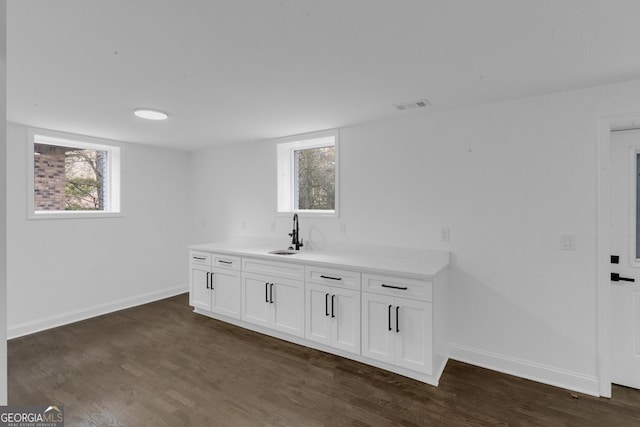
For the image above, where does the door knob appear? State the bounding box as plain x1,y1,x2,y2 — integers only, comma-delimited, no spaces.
611,272,635,282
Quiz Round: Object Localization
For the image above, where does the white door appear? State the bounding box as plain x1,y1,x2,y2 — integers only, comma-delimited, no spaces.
241,273,271,327
190,264,211,311
332,287,360,355
272,278,304,337
361,292,395,364
610,129,640,389
211,268,241,319
306,283,332,346
394,297,432,375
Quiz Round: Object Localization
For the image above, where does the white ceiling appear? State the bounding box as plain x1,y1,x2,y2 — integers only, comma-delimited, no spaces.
8,0,640,150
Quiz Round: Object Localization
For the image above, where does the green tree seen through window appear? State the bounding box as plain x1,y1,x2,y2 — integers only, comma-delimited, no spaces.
295,146,335,210
64,149,106,210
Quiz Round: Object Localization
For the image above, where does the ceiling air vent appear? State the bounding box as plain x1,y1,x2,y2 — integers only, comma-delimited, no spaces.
393,98,431,111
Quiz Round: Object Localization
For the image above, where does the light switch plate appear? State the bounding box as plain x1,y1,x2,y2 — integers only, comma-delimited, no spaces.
561,234,576,250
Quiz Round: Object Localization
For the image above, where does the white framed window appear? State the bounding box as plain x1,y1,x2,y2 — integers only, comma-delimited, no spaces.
27,128,122,219
277,129,339,216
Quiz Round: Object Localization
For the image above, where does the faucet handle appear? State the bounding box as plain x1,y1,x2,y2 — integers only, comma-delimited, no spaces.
299,238,303,248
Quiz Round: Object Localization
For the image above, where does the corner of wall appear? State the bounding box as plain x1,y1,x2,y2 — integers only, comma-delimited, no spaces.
0,0,7,405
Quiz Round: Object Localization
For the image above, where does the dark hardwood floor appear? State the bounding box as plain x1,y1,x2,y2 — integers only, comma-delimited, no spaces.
8,294,640,426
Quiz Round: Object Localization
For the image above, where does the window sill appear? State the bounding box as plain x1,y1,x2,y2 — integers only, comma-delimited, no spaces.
28,211,124,220
276,210,338,219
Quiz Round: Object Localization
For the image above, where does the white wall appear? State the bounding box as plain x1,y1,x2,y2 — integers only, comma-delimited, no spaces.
189,78,640,395
6,123,191,338
0,0,7,405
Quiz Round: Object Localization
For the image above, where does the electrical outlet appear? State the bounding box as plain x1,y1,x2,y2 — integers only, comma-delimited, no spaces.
441,228,450,242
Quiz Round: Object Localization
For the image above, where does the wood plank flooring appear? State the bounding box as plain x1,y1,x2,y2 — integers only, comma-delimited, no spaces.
8,294,640,426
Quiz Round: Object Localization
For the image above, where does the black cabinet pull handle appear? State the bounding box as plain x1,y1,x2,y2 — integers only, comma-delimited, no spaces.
388,305,392,331
210,272,214,290
270,283,274,303
325,293,330,316
218,260,233,264
206,272,210,289
193,256,206,261
265,282,269,302
381,284,408,290
396,306,400,333
320,275,342,281
331,295,336,318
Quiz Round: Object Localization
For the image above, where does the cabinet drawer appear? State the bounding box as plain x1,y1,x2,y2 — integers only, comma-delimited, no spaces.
190,251,211,266
242,257,305,281
362,273,432,302
306,265,361,291
212,253,241,271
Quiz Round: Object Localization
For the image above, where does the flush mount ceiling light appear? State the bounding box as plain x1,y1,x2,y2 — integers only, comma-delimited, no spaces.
133,108,168,120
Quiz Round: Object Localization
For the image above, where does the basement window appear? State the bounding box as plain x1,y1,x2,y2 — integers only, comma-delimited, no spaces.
277,130,338,216
27,129,122,219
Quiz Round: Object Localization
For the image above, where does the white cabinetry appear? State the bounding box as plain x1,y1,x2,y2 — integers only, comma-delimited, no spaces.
361,273,433,375
241,259,305,338
305,266,361,355
189,251,241,319
190,251,211,311
188,245,449,386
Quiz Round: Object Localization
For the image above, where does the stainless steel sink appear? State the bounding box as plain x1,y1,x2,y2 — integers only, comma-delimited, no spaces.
269,249,298,255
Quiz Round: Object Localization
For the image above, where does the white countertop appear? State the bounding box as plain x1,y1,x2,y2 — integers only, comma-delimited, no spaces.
189,241,449,279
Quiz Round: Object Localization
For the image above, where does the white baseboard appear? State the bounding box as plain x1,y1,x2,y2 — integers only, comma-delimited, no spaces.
8,285,188,340
448,343,600,397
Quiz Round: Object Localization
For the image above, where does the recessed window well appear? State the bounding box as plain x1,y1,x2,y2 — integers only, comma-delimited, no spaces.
277,130,338,216
133,108,168,120
27,129,122,219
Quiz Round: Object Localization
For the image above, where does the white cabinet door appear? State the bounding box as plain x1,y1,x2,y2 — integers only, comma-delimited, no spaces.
190,264,212,311
242,272,304,337
242,273,271,328
272,277,305,338
306,284,360,354
361,292,395,364
211,268,241,319
394,297,433,375
332,287,360,355
306,283,332,346
362,292,433,374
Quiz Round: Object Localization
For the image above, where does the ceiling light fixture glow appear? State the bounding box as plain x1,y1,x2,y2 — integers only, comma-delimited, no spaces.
134,108,168,120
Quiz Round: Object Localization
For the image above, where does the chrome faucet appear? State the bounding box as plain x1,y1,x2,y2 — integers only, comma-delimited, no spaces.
288,213,303,251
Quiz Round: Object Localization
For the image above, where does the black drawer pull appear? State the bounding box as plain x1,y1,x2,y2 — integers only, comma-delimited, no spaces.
193,256,206,261
381,284,408,290
265,282,269,302
218,260,233,264
320,275,342,281
269,283,274,304
206,272,210,289
396,306,400,333
388,305,392,331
